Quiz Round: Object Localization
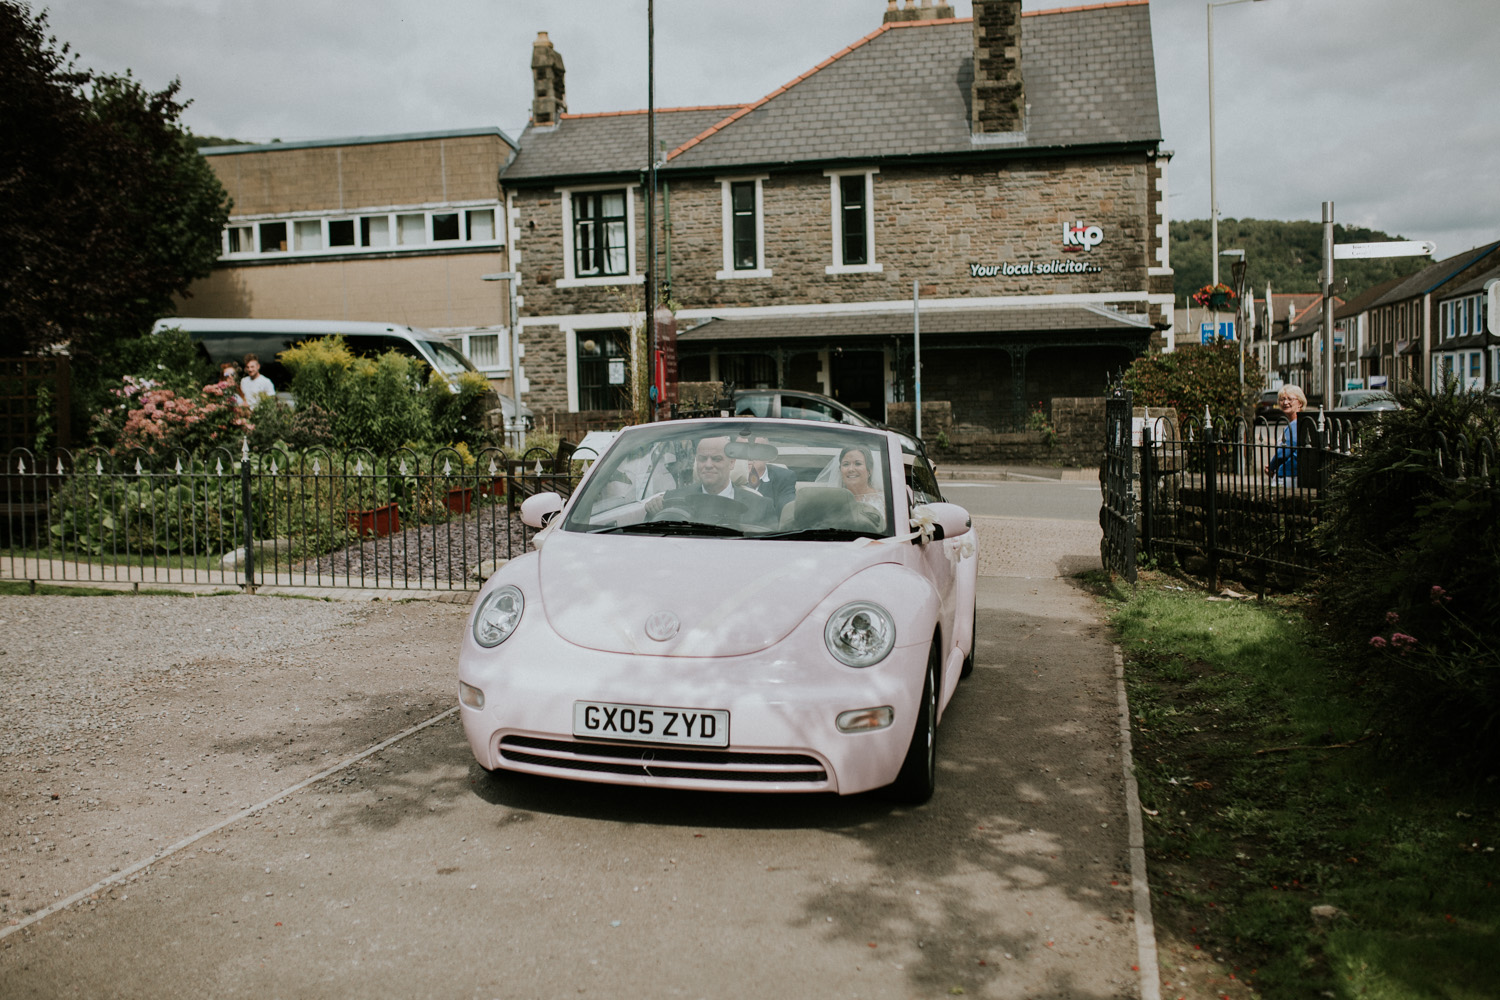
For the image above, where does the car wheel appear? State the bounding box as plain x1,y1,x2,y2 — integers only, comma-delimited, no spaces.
960,598,976,679
886,641,938,804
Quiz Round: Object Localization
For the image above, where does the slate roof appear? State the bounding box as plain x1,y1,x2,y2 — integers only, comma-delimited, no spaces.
679,305,1153,343
1370,241,1500,307
503,106,744,182
1335,274,1406,319
1435,255,1500,299
504,2,1160,183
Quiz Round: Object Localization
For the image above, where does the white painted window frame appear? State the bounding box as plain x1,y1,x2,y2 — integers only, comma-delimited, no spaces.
823,168,882,275
716,175,771,280
218,201,504,261
459,329,510,376
557,183,643,288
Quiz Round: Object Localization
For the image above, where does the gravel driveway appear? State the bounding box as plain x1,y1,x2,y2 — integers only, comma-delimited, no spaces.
0,594,467,924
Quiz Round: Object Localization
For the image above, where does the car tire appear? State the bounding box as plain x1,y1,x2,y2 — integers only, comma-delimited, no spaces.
886,641,938,804
960,598,976,679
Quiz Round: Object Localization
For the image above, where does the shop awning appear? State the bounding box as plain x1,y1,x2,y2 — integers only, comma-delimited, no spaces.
677,304,1155,342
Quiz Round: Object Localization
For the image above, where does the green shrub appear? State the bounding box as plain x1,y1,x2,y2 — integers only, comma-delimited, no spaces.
426,370,495,449
49,464,235,556
1120,341,1261,425
1318,379,1500,754
247,399,335,451
278,336,351,411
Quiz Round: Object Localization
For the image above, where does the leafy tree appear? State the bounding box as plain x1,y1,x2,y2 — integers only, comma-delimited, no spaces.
0,1,230,357
1171,218,1430,307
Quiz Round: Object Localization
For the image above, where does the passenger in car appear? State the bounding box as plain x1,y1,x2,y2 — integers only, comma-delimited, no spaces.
735,433,796,518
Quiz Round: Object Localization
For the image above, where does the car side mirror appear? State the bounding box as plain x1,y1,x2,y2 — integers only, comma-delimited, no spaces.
917,501,971,541
520,492,565,529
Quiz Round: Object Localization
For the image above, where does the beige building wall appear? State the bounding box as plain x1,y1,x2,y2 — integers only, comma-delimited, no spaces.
182,251,510,331
209,133,508,215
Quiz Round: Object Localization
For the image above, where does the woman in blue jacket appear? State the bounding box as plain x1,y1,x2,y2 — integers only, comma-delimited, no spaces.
1265,384,1306,480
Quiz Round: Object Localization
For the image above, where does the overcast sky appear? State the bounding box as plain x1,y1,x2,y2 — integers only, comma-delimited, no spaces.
34,0,1500,259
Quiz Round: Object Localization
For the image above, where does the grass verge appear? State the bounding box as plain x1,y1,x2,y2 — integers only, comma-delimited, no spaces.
1099,571,1498,999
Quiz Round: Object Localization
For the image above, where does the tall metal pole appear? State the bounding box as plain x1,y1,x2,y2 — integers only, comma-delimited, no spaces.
1208,2,1219,288
913,279,922,441
1322,201,1336,405
644,0,657,420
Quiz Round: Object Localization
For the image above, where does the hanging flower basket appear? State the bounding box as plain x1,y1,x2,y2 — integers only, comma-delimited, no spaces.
1191,282,1237,311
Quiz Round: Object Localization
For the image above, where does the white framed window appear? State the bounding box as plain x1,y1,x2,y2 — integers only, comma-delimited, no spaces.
459,329,509,375
717,175,771,279
556,184,642,287
218,202,504,260
824,168,882,274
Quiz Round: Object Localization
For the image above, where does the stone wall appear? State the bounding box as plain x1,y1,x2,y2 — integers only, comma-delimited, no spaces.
509,153,1155,319
888,395,1109,466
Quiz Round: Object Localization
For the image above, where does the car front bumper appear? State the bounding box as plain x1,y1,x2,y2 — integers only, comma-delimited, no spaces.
458,627,929,796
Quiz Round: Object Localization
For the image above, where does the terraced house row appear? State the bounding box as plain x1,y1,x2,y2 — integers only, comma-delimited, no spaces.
178,0,1173,437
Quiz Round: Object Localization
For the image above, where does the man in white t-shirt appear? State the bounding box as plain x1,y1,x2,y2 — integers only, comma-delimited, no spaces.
239,354,275,408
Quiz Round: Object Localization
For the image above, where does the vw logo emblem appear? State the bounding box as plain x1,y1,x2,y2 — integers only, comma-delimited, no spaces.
644,611,680,642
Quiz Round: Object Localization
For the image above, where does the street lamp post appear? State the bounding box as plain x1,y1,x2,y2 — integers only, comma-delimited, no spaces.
1221,248,1247,392
1208,0,1268,286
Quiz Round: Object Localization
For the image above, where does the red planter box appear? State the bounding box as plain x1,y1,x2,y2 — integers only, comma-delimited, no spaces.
446,487,474,514
348,503,400,538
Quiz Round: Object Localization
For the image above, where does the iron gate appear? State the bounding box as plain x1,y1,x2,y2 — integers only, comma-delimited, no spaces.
1101,387,1137,583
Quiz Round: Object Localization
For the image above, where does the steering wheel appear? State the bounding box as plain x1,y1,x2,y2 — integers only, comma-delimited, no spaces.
649,491,747,524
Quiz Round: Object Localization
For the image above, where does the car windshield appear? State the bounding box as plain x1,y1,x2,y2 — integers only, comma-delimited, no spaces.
562,421,896,540
423,339,477,376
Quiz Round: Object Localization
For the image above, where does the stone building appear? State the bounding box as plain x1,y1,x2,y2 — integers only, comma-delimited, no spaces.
181,128,520,388
500,0,1172,433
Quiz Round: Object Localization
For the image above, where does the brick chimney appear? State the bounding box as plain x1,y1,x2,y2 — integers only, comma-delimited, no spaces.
531,32,566,126
883,0,955,24
971,0,1023,134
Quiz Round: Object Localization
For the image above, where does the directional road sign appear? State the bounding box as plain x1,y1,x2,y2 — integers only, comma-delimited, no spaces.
1334,240,1437,260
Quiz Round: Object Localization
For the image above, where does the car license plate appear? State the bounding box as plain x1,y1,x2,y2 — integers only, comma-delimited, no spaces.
573,701,729,748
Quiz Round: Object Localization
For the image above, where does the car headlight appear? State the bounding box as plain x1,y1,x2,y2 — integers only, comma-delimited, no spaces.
824,601,896,668
472,585,524,647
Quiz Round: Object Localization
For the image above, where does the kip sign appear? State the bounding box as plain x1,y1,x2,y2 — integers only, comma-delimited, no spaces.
1061,221,1104,252
968,221,1108,280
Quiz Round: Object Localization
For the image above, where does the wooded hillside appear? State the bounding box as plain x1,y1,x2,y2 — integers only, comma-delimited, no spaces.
1170,218,1430,306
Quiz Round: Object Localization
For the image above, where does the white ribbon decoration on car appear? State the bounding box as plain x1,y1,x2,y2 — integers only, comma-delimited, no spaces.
855,504,938,547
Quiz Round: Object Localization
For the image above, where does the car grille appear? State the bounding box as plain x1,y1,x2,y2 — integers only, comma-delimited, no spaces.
498,735,828,784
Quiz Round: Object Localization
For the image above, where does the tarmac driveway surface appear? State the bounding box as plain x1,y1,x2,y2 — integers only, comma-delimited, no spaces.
0,504,1149,998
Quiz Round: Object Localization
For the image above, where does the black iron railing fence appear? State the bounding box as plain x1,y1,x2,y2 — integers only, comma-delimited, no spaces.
1,441,595,593
1101,393,1404,591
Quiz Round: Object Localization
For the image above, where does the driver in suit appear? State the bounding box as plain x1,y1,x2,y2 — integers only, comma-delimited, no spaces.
645,435,775,525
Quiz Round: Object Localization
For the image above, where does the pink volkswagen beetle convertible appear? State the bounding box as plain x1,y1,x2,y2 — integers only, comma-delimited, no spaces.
458,419,978,803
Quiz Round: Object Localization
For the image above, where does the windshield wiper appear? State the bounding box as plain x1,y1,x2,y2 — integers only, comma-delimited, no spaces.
758,527,881,542
589,521,745,537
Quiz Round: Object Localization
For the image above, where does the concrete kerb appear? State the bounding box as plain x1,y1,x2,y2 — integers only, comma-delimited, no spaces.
937,463,1099,483
1116,645,1162,999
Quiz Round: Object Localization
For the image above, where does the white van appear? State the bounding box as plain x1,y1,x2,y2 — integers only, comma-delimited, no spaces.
150,317,480,393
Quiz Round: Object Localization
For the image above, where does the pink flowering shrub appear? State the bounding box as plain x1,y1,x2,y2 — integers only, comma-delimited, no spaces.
94,376,252,454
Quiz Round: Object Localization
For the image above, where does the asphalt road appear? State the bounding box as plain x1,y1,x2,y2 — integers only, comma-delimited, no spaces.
941,480,1103,522
1,539,1141,998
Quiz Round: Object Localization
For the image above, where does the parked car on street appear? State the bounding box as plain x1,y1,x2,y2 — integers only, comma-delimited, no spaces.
1334,389,1400,411
726,389,930,461
1255,389,1284,422
458,418,978,802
